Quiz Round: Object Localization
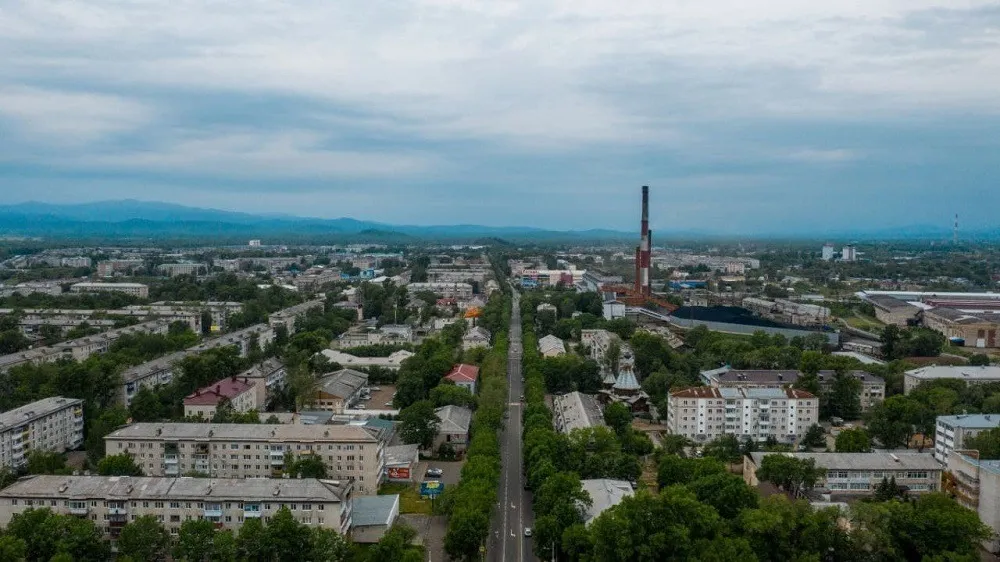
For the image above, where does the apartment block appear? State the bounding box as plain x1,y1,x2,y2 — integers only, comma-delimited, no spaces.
238,358,287,410
745,451,942,497
935,414,1000,464
183,377,258,419
268,299,325,333
104,423,385,494
119,324,274,405
946,451,1000,553
667,386,818,444
0,475,354,539
700,367,885,412
71,282,149,299
96,259,144,278
904,366,1000,394
405,282,474,299
0,397,84,469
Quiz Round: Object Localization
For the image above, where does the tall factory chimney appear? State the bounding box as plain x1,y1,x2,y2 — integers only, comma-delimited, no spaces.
636,185,652,297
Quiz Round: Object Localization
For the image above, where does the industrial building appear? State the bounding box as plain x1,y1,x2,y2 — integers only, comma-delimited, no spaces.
0,397,84,469
934,414,1000,464
104,423,385,494
0,475,354,538
865,294,920,327
745,452,942,498
922,307,999,348
667,386,818,444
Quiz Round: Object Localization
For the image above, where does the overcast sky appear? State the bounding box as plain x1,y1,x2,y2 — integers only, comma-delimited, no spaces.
1,1,998,233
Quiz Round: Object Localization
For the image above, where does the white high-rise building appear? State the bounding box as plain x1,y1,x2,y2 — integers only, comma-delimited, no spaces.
821,244,835,261
842,245,857,262
667,386,818,444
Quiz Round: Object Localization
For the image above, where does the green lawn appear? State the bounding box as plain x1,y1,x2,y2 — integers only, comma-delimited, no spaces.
378,482,433,515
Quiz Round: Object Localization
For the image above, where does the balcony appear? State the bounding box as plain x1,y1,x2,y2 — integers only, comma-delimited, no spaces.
165,465,180,476
164,454,179,464
204,505,223,518
108,507,128,515
68,504,89,516
244,505,263,518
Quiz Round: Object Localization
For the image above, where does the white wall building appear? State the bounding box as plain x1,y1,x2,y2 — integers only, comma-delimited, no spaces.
0,475,354,538
934,414,1000,464
104,423,385,494
667,386,818,444
70,282,149,299
0,397,84,469
948,452,1000,553
904,366,1000,394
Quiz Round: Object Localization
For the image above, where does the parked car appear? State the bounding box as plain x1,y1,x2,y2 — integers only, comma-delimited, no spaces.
356,404,366,410
425,468,444,478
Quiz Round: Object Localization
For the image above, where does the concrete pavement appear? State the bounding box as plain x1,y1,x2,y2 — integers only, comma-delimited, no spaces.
488,290,535,562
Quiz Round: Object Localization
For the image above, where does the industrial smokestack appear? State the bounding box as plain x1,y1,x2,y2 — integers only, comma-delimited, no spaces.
638,185,652,297
647,229,653,296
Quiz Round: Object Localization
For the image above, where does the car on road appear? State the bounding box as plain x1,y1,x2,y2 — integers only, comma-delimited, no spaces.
425,468,444,478
519,394,524,402
524,527,532,537
356,404,366,410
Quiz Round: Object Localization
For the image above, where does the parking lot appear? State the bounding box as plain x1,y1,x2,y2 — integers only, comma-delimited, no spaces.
414,459,465,487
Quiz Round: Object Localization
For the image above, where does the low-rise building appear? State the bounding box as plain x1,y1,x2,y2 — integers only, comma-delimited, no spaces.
183,377,258,419
745,451,943,498
320,349,414,371
351,494,400,544
865,295,920,327
462,326,491,350
700,367,885,412
552,392,606,435
581,329,615,363
96,259,144,278
923,307,999,348
104,423,385,494
314,370,369,414
904,366,1000,394
538,334,566,357
579,479,634,526
0,475,354,538
384,444,419,482
0,397,84,469
434,405,472,454
946,451,1000,553
444,364,480,395
667,386,818,444
935,414,1000,464
70,282,149,299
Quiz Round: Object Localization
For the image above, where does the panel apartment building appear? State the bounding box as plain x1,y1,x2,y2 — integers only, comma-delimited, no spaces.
667,386,818,444
104,423,385,494
0,397,84,469
934,414,1000,464
700,367,886,412
0,475,354,539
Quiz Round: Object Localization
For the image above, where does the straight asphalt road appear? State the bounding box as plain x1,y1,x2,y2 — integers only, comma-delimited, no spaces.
488,290,535,562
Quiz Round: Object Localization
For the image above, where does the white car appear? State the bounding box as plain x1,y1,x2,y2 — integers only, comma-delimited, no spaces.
356,404,366,410
524,527,532,537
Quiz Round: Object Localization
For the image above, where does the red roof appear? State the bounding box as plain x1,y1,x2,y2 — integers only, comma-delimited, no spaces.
785,388,817,399
445,364,480,383
184,377,255,406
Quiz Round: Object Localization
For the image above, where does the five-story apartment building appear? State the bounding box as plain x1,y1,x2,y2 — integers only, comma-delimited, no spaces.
0,397,84,469
104,423,385,494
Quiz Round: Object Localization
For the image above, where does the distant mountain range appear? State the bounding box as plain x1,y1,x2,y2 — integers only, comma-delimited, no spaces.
0,200,994,242
0,200,635,243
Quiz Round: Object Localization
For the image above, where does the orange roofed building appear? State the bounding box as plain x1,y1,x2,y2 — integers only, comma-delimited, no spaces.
444,364,480,395
666,386,818,445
